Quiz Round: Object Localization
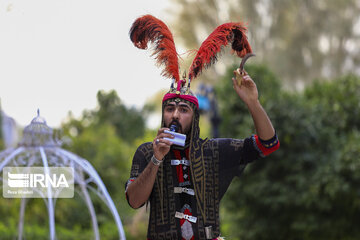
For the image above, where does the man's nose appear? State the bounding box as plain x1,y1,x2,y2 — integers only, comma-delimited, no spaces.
172,108,180,119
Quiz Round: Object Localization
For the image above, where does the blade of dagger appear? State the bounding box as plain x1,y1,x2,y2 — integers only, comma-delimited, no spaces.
239,53,256,72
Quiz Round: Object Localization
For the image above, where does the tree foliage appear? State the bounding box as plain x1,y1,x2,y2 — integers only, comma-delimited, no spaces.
216,64,360,239
60,89,147,233
58,89,151,239
169,0,360,87
95,90,145,142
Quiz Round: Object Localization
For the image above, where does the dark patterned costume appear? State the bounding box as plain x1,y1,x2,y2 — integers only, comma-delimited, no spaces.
126,107,279,239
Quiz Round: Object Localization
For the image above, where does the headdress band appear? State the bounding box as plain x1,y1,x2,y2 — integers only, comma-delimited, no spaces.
162,93,199,109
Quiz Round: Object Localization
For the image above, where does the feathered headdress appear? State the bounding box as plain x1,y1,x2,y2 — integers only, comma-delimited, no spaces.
129,14,180,83
129,15,253,108
188,22,252,80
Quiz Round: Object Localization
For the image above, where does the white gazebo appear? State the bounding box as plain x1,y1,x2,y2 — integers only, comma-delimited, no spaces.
0,111,126,239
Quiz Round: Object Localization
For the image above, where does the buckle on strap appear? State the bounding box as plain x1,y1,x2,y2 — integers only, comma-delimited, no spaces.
174,187,195,195
175,211,197,223
171,159,190,166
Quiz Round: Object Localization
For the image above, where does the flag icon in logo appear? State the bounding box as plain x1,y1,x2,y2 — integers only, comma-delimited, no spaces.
7,172,29,188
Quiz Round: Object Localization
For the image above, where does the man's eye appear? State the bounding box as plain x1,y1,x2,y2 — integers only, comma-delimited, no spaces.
180,108,188,113
165,107,174,112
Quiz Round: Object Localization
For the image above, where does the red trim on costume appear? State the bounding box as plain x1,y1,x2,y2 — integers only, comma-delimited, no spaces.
254,134,280,156
162,93,199,109
174,150,185,183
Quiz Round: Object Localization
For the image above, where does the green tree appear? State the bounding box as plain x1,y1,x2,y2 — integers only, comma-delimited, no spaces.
63,89,145,143
216,65,360,239
59,123,136,239
168,0,360,87
59,89,148,239
94,90,145,142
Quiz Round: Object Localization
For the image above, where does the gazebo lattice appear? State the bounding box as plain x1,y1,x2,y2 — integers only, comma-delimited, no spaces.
0,111,126,240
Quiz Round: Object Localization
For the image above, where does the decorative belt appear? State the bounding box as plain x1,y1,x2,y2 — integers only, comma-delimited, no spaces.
171,159,190,166
174,187,195,195
175,211,197,223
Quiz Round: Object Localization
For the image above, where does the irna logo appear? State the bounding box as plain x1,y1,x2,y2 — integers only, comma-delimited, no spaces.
7,172,69,188
3,167,74,198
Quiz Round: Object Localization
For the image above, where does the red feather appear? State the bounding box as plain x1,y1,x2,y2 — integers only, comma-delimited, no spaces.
129,15,180,83
188,22,252,80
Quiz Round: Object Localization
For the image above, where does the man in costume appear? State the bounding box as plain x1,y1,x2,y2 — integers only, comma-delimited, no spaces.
125,15,280,239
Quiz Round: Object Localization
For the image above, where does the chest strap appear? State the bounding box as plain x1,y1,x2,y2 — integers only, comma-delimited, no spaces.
175,211,197,223
174,187,195,196
171,159,190,166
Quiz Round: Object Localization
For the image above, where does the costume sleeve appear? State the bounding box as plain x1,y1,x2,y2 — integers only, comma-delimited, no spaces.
125,142,153,207
218,133,279,199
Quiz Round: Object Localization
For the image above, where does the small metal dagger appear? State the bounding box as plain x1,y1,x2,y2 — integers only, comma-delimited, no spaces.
234,53,256,86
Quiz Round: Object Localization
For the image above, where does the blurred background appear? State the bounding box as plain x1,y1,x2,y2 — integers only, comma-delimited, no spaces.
1,0,360,239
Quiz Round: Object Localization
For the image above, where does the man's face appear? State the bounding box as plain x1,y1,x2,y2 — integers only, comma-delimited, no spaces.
163,101,194,134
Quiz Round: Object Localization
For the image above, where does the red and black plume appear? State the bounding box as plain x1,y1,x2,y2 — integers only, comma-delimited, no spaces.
129,14,180,83
188,22,252,80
